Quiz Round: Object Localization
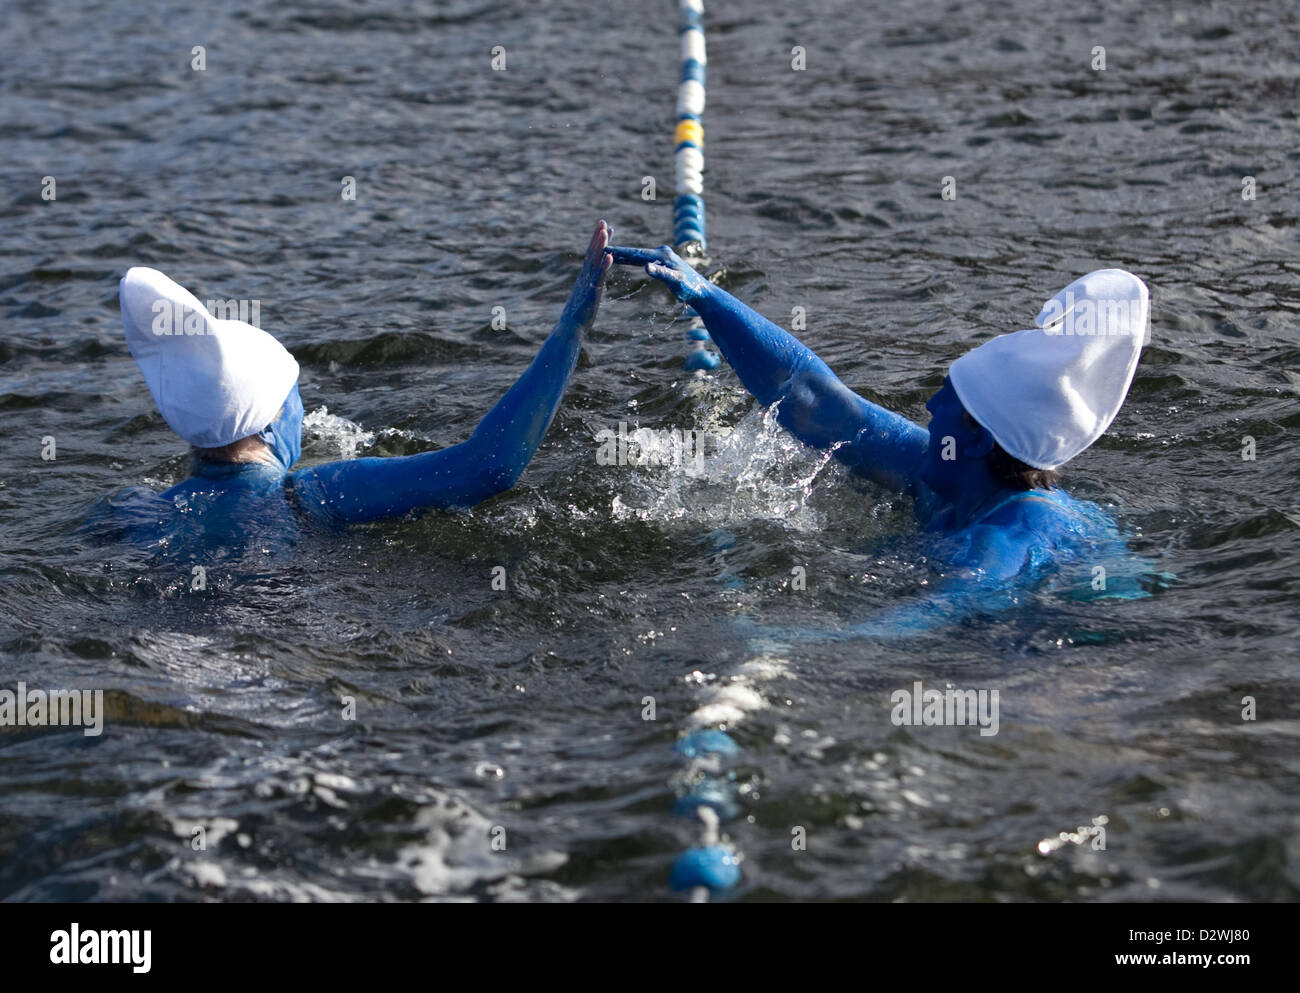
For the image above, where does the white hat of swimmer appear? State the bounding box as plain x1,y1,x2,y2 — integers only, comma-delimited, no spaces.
948,268,1149,471
120,267,299,448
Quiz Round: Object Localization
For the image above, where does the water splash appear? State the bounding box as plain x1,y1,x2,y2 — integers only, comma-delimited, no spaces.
610,403,839,531
302,406,375,460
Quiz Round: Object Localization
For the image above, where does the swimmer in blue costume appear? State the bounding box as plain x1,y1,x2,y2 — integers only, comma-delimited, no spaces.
97,221,613,549
609,245,1158,634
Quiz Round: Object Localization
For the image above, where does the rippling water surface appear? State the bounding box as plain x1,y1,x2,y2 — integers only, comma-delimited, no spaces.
2,0,1298,901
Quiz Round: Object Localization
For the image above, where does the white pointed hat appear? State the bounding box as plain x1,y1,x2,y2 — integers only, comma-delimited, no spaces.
948,268,1149,470
120,267,299,448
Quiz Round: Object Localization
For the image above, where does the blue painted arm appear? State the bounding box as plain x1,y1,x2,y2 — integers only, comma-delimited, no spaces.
292,221,613,524
610,245,928,493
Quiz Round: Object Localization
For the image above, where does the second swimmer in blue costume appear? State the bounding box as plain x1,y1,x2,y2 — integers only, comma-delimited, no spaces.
609,245,1155,632
102,221,613,548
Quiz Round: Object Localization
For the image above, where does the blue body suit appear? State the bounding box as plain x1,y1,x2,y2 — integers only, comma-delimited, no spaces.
609,245,1158,634
93,223,615,550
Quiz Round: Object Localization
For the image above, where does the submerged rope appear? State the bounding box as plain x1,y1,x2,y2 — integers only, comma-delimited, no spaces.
673,0,721,372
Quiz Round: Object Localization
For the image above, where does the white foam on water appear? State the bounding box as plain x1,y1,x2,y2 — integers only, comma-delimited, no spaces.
688,680,770,729
185,861,228,888
609,403,838,532
302,405,375,460
393,797,571,898
736,654,798,683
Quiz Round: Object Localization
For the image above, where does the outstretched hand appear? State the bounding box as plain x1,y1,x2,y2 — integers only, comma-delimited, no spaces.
609,244,711,304
563,220,614,328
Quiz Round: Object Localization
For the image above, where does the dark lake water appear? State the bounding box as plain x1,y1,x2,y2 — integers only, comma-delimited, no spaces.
2,0,1297,901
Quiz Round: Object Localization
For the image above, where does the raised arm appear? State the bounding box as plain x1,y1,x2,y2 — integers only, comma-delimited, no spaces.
610,245,928,493
292,221,613,524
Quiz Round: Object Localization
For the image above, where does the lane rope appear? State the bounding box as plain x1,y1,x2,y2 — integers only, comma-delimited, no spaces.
664,1,742,901
673,0,721,372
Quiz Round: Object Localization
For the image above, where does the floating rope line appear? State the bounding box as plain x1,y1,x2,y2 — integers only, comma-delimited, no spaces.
664,3,739,899
669,726,742,900
674,0,721,372
667,652,796,899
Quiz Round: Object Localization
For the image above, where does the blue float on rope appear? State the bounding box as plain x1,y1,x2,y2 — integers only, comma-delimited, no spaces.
670,844,741,892
672,0,720,371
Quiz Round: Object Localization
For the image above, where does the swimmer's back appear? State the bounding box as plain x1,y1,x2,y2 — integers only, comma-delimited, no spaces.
86,462,306,556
